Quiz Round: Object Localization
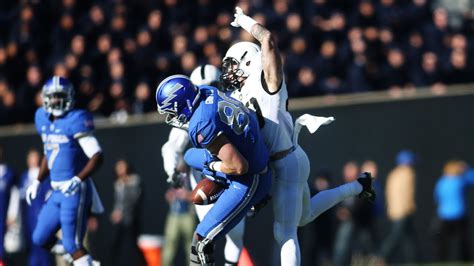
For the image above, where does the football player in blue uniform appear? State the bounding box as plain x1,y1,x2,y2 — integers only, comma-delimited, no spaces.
25,76,103,266
0,145,15,266
156,75,272,266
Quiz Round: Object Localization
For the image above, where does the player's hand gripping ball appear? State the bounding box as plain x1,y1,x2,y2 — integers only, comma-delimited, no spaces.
192,177,225,205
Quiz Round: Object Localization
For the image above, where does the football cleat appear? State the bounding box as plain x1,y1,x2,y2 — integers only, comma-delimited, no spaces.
357,172,376,203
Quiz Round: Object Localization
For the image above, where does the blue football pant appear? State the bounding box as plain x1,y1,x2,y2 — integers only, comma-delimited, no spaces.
32,181,92,255
196,170,272,241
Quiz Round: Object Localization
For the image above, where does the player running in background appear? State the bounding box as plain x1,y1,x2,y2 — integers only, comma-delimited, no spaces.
156,74,271,266
161,65,247,266
25,76,103,266
224,7,375,266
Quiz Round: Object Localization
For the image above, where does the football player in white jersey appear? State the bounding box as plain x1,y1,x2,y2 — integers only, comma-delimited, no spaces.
224,7,376,266
161,64,246,266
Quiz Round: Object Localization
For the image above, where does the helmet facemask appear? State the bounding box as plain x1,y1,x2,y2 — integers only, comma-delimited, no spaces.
157,88,201,129
43,91,74,117
220,57,249,92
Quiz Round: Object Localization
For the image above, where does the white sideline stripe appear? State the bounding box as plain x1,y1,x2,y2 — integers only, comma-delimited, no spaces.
203,174,259,243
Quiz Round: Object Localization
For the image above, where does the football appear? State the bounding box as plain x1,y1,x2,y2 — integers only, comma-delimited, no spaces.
192,177,225,205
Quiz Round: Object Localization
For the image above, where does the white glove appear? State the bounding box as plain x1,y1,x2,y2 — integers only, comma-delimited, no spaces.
231,7,244,27
230,6,257,32
26,180,41,205
61,176,82,196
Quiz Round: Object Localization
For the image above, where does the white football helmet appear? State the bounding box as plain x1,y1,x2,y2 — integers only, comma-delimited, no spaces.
190,64,221,86
221,41,261,91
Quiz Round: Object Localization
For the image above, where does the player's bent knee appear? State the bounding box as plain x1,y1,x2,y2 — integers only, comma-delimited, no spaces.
273,222,297,245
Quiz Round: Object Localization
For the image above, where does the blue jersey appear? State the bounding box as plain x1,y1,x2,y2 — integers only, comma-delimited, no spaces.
188,86,269,175
34,108,94,182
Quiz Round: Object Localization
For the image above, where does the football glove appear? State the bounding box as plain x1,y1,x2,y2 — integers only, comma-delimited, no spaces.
26,179,41,205
61,176,82,196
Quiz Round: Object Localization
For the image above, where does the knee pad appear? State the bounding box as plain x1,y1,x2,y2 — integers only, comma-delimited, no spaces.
274,222,297,245
190,234,215,266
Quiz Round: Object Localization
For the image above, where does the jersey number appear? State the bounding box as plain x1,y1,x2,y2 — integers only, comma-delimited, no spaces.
45,143,60,169
217,91,249,135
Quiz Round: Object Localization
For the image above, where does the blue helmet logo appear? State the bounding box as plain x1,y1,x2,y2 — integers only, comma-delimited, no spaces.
156,75,201,128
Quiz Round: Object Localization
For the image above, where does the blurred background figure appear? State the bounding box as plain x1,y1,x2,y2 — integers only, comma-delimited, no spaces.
109,159,145,266
161,159,195,266
378,150,417,264
18,149,53,266
299,168,335,266
433,160,474,261
0,145,15,265
333,161,375,266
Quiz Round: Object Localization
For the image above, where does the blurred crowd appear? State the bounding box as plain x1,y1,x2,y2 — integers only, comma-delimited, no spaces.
0,0,473,125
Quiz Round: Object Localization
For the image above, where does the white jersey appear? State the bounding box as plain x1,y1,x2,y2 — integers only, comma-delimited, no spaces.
161,127,189,177
231,52,294,154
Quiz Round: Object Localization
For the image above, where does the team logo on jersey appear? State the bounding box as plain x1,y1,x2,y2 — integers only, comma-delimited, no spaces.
42,134,69,144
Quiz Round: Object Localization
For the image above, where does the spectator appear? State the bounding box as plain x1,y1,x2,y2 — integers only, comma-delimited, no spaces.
0,145,15,265
18,149,53,266
299,169,336,266
433,160,473,261
378,150,417,264
109,159,145,266
162,160,195,266
333,161,375,266
132,81,155,115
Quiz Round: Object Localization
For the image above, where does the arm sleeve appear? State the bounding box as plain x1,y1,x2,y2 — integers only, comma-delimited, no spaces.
161,128,190,177
78,135,102,158
71,110,95,138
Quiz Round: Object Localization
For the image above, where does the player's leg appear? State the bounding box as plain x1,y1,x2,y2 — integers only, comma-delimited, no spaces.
59,181,92,265
224,219,245,265
191,171,271,265
32,191,61,250
272,151,309,266
181,212,197,264
192,171,246,265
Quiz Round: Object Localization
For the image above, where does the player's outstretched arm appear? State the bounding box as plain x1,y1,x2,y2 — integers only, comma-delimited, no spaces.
37,155,49,182
206,134,248,176
231,7,283,93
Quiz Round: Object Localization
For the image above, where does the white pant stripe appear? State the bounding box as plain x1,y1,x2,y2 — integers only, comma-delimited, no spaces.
75,181,87,246
203,174,259,243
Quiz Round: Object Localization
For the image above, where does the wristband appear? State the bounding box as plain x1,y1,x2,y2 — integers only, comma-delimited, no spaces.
238,15,258,33
209,161,223,172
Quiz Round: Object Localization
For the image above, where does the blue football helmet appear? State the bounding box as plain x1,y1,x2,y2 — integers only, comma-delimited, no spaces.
42,76,74,117
156,74,201,128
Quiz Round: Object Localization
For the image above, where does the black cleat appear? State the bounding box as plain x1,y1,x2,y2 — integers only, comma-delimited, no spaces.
357,172,376,203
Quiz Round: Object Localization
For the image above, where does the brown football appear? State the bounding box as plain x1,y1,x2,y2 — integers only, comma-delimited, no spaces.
192,178,225,205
